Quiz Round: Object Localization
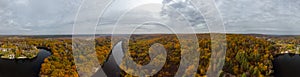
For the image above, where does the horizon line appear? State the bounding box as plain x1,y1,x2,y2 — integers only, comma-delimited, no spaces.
1,32,300,36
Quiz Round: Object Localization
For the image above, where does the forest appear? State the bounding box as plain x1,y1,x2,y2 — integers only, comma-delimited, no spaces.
0,34,289,77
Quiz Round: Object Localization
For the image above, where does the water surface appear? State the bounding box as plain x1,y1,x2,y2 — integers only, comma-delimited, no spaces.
0,49,51,77
273,54,300,77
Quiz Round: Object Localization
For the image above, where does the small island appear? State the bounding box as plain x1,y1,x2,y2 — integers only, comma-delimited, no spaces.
0,42,39,59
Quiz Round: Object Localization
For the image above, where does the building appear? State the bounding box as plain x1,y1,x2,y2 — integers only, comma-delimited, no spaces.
8,54,15,59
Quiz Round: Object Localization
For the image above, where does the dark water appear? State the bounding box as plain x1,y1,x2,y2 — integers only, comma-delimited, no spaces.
0,49,51,77
273,54,300,77
93,42,123,77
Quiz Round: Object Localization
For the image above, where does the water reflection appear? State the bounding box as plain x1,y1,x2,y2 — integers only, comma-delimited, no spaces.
273,54,300,77
0,49,51,77
93,42,123,77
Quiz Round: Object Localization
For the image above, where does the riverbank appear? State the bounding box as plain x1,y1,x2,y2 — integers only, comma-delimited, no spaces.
1,56,37,59
0,49,51,77
0,50,39,59
0,47,40,60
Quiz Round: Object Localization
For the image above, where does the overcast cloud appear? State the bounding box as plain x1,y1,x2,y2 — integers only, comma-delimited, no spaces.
0,0,299,35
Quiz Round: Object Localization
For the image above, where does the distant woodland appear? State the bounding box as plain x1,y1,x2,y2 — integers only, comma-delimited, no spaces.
1,34,296,77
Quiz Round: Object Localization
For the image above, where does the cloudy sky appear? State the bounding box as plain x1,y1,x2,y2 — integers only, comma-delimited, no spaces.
0,0,299,35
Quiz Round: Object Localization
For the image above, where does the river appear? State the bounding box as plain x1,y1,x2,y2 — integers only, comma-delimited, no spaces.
0,49,51,77
93,42,123,77
273,54,300,77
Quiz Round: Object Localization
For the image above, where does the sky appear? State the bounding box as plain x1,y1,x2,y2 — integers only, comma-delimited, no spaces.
0,0,299,35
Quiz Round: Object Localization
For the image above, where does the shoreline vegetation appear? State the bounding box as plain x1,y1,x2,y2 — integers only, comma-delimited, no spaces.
0,34,299,77
0,43,39,59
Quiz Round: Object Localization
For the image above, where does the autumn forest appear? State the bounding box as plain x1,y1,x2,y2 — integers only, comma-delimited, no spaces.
0,34,298,77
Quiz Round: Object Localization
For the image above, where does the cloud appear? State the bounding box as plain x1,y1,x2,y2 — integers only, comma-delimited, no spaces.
161,0,205,26
95,0,206,34
0,0,300,35
216,0,300,35
0,0,81,35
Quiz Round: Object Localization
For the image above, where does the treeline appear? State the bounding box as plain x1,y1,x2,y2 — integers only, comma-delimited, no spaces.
222,34,277,76
0,38,78,77
0,34,278,77
118,34,277,77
